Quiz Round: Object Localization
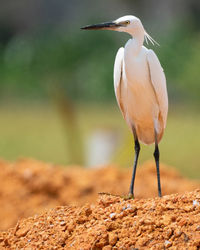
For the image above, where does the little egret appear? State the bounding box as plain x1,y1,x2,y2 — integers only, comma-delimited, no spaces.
81,15,168,198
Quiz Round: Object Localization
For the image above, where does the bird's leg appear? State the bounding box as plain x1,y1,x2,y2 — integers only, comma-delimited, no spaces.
128,128,140,198
154,132,162,197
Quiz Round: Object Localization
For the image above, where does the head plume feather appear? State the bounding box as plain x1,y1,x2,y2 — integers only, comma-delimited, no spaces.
144,30,159,46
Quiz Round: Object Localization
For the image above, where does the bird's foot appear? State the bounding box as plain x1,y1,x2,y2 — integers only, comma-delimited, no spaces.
123,193,134,200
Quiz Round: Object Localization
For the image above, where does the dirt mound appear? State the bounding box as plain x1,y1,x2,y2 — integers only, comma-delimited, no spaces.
1,190,200,249
0,158,199,231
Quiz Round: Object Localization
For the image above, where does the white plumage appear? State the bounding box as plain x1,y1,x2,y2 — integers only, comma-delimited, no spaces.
82,15,168,198
113,17,168,145
114,47,168,144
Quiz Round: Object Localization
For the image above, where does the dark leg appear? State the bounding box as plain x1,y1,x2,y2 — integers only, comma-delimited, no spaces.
128,130,140,198
154,136,162,197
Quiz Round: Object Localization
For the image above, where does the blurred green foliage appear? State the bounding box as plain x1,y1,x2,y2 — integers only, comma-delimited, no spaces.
157,24,200,103
0,21,199,104
0,29,118,102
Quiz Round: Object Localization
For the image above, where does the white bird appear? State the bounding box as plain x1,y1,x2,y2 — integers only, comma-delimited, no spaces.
81,15,168,198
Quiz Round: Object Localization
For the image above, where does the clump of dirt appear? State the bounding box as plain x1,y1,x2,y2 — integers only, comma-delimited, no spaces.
0,190,199,249
0,158,199,231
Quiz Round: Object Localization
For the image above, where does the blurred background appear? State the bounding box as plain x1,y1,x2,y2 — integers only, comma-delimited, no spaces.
0,0,199,178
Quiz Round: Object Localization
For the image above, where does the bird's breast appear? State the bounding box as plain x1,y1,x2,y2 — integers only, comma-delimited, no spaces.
122,48,159,127
124,50,149,85
120,45,163,144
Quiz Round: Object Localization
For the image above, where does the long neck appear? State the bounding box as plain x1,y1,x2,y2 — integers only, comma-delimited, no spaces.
124,24,145,56
130,30,144,55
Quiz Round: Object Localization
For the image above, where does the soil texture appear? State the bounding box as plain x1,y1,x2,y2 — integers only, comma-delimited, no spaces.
0,190,199,249
0,158,199,232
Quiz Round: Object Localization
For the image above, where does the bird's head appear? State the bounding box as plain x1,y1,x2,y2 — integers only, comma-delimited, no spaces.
82,16,143,35
81,15,158,45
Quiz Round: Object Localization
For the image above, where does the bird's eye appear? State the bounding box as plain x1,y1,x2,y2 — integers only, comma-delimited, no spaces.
119,20,131,26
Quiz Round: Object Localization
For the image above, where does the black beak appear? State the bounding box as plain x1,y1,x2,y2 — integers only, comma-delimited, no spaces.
81,21,121,30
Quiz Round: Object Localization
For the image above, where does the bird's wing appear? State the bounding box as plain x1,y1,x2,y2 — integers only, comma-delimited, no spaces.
147,49,168,128
113,47,126,119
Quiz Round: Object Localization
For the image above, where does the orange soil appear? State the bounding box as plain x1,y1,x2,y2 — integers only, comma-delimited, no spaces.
0,158,199,233
0,159,200,230
0,190,200,249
